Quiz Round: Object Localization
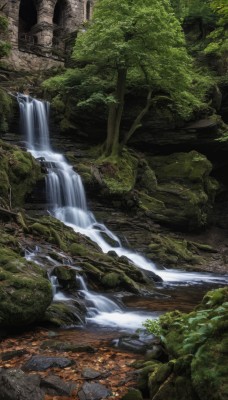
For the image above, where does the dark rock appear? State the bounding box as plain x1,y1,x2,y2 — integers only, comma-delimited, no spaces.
78,382,111,400
1,349,28,361
22,356,75,371
82,368,101,379
0,368,44,400
117,337,147,354
41,374,76,396
41,340,96,353
121,387,143,400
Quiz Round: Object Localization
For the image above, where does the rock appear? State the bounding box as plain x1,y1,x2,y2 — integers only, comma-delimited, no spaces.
78,382,111,400
121,387,143,400
22,356,75,371
0,139,42,207
0,368,44,400
0,246,52,328
117,336,148,354
41,374,76,396
41,340,96,353
44,301,86,327
138,151,219,230
82,368,101,379
1,349,28,361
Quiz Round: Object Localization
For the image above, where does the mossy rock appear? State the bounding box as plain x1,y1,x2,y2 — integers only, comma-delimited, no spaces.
44,301,85,327
0,140,42,207
151,288,228,400
148,151,212,184
101,272,121,288
0,246,52,328
98,149,138,195
147,234,203,267
137,151,219,230
0,89,12,133
53,266,77,289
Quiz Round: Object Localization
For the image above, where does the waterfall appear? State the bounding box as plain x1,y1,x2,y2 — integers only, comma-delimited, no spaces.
18,94,227,293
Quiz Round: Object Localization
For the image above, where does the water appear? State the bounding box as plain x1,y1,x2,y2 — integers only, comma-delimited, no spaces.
18,94,227,330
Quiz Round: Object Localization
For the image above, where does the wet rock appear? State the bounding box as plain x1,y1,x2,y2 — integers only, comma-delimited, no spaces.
118,336,148,354
0,368,44,400
41,374,76,396
78,382,111,400
22,356,75,371
44,301,86,327
41,340,96,353
82,368,101,379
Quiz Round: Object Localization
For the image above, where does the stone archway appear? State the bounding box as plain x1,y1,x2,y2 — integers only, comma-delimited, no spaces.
53,0,72,49
18,0,38,46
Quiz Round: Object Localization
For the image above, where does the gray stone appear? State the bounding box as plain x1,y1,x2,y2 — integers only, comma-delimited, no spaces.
41,374,76,396
78,382,111,400
22,356,75,371
0,368,43,400
82,368,101,379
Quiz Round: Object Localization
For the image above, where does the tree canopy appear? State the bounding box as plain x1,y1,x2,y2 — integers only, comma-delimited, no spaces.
72,0,210,156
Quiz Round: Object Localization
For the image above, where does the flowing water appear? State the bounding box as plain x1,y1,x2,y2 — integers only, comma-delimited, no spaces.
18,94,227,331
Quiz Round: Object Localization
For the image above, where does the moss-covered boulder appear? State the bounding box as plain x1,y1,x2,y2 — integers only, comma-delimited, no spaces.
151,288,228,400
146,234,211,267
134,288,228,400
138,151,219,230
0,246,52,328
0,140,42,207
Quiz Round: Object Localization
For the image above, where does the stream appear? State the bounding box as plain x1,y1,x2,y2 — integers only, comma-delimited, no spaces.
18,94,228,334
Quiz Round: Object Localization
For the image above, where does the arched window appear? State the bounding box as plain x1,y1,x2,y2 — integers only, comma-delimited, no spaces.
53,0,71,49
86,1,91,21
18,0,37,44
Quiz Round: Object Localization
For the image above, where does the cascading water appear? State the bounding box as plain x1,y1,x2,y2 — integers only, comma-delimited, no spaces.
18,94,227,330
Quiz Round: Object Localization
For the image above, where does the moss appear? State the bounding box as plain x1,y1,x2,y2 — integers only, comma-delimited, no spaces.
44,302,85,327
69,243,89,257
0,140,42,207
0,247,52,327
148,151,212,184
98,149,138,195
0,89,12,133
30,222,51,237
147,234,203,267
101,272,121,288
53,266,76,288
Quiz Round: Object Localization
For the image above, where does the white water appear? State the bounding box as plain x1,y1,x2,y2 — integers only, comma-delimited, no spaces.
18,94,227,330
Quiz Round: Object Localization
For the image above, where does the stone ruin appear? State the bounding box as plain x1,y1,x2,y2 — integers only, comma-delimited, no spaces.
1,0,94,70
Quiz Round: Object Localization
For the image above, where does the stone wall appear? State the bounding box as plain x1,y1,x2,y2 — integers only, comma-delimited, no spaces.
6,47,64,71
2,0,95,71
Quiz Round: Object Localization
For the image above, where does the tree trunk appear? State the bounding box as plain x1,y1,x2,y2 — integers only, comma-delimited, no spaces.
104,68,127,157
121,88,152,147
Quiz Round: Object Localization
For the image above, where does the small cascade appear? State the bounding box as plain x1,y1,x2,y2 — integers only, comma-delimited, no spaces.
76,276,159,331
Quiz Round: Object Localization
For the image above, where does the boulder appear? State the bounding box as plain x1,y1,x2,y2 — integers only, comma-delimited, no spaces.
0,368,44,400
0,246,52,328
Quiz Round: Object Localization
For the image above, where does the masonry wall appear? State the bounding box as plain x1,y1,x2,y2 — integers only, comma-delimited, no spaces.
2,0,94,71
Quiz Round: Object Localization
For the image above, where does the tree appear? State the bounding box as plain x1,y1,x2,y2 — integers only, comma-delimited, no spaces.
72,0,208,157
204,0,228,60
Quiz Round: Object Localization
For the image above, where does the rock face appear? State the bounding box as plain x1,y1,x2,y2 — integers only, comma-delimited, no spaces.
74,149,219,231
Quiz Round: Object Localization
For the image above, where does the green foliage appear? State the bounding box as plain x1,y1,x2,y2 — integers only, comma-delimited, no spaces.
143,318,163,337
204,0,228,57
0,14,11,59
171,0,214,23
